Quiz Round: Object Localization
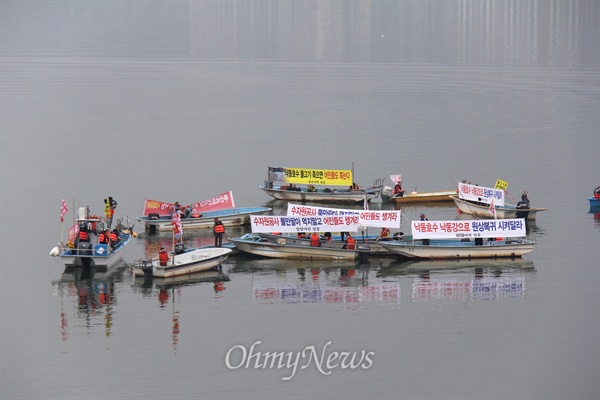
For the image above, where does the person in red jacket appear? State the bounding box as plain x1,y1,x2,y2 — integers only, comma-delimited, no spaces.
158,247,169,266
213,218,225,247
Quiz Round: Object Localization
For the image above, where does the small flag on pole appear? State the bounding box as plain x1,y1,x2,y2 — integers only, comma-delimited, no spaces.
488,197,497,219
171,208,183,239
61,199,68,222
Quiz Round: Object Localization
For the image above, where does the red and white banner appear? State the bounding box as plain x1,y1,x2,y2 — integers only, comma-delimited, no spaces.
410,218,526,240
191,191,235,214
390,175,402,185
143,191,235,216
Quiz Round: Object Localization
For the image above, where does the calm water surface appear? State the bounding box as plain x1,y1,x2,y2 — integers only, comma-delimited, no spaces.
1,1,599,399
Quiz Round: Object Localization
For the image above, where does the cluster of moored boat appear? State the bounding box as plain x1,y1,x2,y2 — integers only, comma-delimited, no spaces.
50,167,550,279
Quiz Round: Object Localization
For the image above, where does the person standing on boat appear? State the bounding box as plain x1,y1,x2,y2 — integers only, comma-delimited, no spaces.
379,227,391,241
343,234,355,250
213,218,225,248
158,247,169,266
310,232,321,247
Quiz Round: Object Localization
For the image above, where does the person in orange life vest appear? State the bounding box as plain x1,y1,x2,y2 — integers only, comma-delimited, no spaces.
97,229,109,244
158,247,169,266
310,232,321,247
379,227,391,241
109,229,121,248
213,218,225,247
323,232,332,241
297,232,306,238
343,234,355,250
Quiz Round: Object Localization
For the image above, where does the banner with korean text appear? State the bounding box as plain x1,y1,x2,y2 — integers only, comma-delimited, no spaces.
191,191,235,214
410,219,526,240
267,166,352,186
457,182,504,206
143,199,176,216
287,203,401,229
250,215,359,234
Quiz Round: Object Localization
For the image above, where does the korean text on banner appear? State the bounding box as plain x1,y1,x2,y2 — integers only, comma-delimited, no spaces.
267,166,352,186
286,203,401,229
457,182,505,207
410,219,526,240
250,215,359,234
191,191,235,214
143,199,175,216
494,179,509,191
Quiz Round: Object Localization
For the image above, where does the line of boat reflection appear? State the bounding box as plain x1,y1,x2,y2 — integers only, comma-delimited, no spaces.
50,255,536,341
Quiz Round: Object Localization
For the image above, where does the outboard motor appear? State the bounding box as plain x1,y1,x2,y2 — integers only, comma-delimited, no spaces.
78,242,93,267
515,201,530,219
140,260,154,285
175,242,185,254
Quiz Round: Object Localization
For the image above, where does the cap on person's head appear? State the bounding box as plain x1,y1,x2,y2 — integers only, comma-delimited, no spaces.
160,247,164,250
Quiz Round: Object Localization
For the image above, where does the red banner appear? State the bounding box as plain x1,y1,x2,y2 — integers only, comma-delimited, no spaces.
143,199,176,216
191,191,235,214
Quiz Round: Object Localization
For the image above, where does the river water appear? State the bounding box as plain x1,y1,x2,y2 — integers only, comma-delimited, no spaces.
1,1,599,399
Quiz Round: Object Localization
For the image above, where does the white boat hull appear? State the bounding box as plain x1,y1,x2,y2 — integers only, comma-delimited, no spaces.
59,235,132,270
133,248,232,278
451,196,547,221
379,239,536,259
230,235,358,260
260,186,380,204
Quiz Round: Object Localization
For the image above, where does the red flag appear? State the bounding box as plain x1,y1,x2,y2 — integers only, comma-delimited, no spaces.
61,199,68,222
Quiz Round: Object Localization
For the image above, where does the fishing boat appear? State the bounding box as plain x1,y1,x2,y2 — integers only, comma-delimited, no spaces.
229,233,359,260
50,201,135,270
391,190,457,204
378,218,536,260
451,182,547,221
259,166,383,204
132,247,232,278
135,191,271,233
451,195,547,221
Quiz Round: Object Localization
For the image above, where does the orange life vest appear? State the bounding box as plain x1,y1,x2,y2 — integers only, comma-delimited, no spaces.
159,250,169,266
79,231,89,242
310,233,321,247
346,236,355,250
109,232,118,242
214,223,225,234
98,232,108,244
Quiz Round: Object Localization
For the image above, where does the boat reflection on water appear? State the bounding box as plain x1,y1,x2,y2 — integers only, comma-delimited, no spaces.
378,258,535,302
230,258,401,306
51,262,128,341
131,269,231,350
589,206,600,222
